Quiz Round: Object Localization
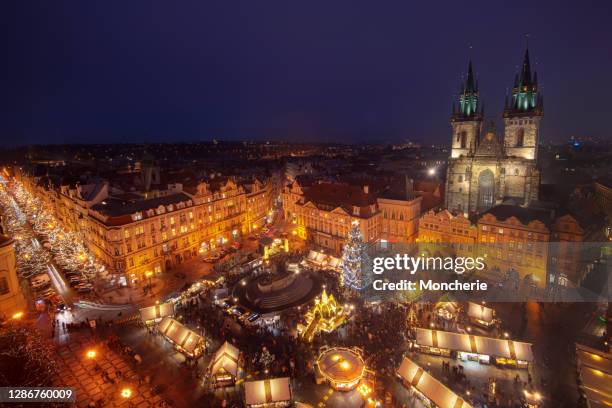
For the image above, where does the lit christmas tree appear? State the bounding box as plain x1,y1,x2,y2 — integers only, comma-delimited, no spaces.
340,220,370,290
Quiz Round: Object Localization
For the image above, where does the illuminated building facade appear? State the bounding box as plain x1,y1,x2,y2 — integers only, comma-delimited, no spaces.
282,180,421,254
0,233,27,320
15,171,276,283
445,48,543,214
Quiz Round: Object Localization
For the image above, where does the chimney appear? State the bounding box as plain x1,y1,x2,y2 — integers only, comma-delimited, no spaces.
363,185,369,194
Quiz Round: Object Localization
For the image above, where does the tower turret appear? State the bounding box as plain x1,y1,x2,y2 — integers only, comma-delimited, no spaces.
450,60,483,159
503,45,543,160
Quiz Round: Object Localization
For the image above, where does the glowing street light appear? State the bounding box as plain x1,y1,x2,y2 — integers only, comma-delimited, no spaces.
86,350,97,359
12,311,24,320
428,167,436,176
120,388,132,399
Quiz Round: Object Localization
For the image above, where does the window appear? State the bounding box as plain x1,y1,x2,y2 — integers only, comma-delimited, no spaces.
124,229,130,239
458,175,463,182
516,128,524,147
0,277,9,295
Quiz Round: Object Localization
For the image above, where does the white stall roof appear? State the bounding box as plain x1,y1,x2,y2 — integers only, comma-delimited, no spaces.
139,302,174,322
158,317,204,355
576,343,612,408
210,341,240,377
397,357,472,408
245,377,291,405
467,302,494,323
416,328,533,361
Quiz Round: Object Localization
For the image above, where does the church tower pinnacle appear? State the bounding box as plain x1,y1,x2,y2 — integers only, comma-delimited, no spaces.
503,43,543,161
450,60,483,159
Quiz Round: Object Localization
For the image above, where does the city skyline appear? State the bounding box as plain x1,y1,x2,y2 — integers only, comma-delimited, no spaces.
3,1,612,146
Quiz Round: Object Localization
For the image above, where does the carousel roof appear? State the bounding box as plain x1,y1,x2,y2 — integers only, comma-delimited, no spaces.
316,347,365,384
576,344,612,408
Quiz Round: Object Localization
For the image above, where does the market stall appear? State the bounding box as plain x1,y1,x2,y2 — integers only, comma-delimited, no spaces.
209,341,240,387
397,357,472,408
435,301,459,321
466,302,496,328
244,377,292,407
575,343,612,408
158,317,205,358
139,302,174,325
315,346,367,391
414,328,533,368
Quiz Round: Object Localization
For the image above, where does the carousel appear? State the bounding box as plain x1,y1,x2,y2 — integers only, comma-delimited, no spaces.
315,346,367,391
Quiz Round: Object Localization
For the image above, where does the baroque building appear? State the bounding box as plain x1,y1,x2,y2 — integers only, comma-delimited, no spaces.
445,48,544,214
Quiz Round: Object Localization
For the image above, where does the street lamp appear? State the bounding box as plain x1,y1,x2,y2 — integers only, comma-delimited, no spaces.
120,388,132,399
11,311,24,320
86,350,97,360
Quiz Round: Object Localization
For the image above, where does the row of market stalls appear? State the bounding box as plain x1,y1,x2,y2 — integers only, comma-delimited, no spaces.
397,357,472,408
413,328,534,369
434,300,497,328
575,343,612,408
302,250,342,272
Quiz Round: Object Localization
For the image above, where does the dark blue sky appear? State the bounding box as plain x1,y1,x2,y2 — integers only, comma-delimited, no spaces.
2,1,611,145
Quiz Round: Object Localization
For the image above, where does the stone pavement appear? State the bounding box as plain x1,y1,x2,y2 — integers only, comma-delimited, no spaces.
53,333,168,408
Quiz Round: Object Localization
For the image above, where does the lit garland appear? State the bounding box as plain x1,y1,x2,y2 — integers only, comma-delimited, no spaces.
0,181,105,285
340,220,371,291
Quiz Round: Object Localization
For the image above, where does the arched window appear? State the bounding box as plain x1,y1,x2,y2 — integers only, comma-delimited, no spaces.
514,168,519,176
460,131,467,148
477,169,495,211
516,128,524,147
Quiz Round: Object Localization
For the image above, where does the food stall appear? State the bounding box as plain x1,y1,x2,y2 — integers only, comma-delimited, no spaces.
139,302,174,325
397,357,472,408
158,317,205,358
209,341,240,387
244,377,292,407
466,302,496,328
414,328,533,369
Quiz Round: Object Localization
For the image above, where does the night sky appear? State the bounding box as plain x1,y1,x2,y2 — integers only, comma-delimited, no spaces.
3,1,612,145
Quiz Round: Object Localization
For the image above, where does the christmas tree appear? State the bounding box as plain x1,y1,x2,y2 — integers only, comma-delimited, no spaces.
340,220,370,290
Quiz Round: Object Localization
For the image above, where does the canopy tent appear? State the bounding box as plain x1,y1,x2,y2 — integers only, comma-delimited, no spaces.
575,344,612,408
244,377,292,407
415,328,533,362
209,341,240,385
467,302,495,326
158,317,205,358
139,302,174,324
397,357,472,408
303,251,342,271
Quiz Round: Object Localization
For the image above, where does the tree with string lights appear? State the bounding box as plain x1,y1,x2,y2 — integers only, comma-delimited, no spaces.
340,220,370,291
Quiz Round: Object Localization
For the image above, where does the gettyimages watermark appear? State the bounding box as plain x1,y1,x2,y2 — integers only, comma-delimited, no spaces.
347,241,612,303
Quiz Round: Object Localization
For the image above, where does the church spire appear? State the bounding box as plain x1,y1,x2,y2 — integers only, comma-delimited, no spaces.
504,42,543,117
452,59,482,121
